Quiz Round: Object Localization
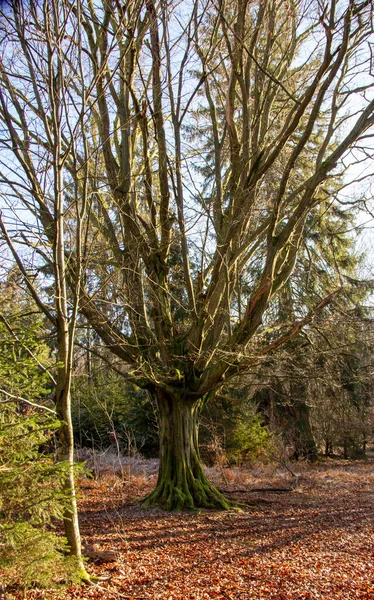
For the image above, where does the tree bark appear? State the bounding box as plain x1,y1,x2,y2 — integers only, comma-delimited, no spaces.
325,438,333,456
290,400,318,462
55,369,90,581
143,389,231,510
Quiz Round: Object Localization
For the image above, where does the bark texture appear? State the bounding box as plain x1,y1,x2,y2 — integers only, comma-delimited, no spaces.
143,389,231,510
56,375,90,581
290,400,318,462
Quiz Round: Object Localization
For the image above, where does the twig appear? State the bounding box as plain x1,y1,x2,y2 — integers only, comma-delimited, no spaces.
0,390,56,414
220,487,293,494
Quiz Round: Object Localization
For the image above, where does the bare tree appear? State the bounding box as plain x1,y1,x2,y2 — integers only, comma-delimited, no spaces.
0,0,91,577
1,0,374,510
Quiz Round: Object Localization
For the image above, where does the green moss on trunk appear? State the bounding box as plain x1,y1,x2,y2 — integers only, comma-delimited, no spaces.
142,389,231,510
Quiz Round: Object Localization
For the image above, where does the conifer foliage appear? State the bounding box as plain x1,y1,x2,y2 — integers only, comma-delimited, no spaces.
0,406,81,589
0,285,82,589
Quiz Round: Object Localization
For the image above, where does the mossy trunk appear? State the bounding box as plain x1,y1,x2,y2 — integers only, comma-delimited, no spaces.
143,389,231,510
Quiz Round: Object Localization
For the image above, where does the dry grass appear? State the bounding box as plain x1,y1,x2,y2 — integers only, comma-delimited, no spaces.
75,447,159,480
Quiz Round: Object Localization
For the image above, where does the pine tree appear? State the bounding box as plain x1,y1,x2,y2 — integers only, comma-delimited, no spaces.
0,276,83,590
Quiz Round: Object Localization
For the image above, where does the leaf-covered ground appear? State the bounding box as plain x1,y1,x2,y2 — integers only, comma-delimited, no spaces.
6,459,374,599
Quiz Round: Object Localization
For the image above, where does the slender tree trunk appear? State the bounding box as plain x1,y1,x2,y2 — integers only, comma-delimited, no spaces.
143,389,231,510
52,43,88,572
343,439,348,459
325,438,332,456
55,356,89,580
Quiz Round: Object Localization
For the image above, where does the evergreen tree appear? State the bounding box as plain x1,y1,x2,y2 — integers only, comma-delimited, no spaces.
0,278,82,589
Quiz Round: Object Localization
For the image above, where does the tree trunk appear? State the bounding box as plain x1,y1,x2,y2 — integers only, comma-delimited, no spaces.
143,389,231,510
325,438,332,456
56,371,90,582
343,439,348,459
291,400,318,462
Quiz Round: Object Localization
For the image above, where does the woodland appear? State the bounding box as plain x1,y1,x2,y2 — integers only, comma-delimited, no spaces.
0,0,374,597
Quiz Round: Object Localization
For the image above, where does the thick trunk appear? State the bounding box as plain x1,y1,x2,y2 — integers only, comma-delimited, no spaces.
143,389,231,510
291,400,318,462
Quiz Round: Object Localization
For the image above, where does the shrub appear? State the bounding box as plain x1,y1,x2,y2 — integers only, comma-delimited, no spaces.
0,287,81,590
72,371,159,457
201,391,272,465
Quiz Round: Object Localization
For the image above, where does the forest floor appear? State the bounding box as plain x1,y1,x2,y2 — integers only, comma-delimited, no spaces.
6,458,374,600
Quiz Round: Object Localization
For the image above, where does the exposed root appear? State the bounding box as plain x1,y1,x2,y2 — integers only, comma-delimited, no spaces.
142,477,232,511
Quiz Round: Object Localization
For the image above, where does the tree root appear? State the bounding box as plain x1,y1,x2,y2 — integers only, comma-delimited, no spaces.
142,479,232,511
